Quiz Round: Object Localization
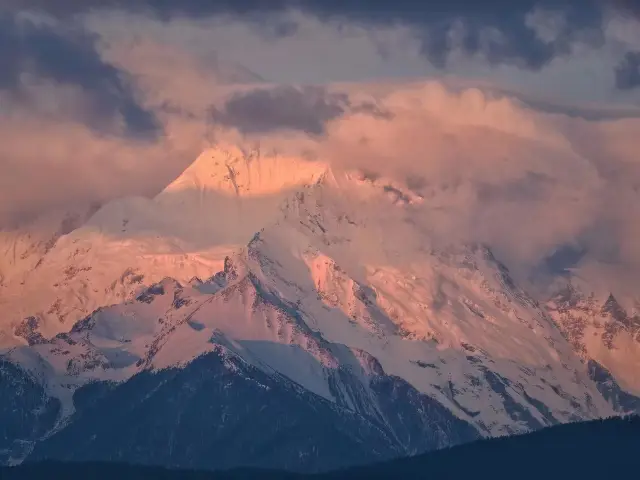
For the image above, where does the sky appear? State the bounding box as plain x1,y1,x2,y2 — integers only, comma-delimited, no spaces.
1,0,640,290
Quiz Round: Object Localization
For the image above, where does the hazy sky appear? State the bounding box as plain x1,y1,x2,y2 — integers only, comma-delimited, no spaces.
1,1,640,286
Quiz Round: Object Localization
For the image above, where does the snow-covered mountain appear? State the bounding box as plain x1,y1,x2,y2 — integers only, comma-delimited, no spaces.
0,205,100,287
1,146,639,471
0,147,326,346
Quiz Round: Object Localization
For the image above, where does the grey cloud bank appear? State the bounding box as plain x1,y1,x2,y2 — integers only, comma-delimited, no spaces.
211,86,393,135
0,11,160,138
4,0,621,74
211,86,350,135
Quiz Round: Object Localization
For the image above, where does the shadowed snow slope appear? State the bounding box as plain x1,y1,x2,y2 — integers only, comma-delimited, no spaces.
1,145,639,471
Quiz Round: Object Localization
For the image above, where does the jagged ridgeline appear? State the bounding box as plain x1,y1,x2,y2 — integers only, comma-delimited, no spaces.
1,146,639,471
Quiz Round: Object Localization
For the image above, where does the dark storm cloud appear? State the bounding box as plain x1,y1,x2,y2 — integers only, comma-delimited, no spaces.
0,11,160,138
8,0,613,71
211,86,350,135
211,86,393,135
615,52,640,90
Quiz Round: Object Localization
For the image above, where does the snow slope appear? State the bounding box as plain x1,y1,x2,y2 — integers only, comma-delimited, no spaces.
0,205,100,286
0,146,326,345
1,145,639,467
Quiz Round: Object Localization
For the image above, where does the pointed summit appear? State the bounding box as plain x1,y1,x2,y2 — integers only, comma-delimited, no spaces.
157,145,328,201
601,293,628,323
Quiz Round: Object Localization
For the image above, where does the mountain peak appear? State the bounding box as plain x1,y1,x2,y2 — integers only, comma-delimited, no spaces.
157,146,328,201
601,293,628,323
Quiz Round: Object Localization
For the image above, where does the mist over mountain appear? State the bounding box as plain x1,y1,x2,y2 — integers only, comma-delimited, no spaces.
1,134,639,470
2,1,640,476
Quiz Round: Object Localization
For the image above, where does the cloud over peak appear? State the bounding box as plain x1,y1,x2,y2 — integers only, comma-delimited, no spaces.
210,85,392,135
1,0,640,293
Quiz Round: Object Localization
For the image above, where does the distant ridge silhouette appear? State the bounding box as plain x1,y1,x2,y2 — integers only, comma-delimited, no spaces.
2,416,638,480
